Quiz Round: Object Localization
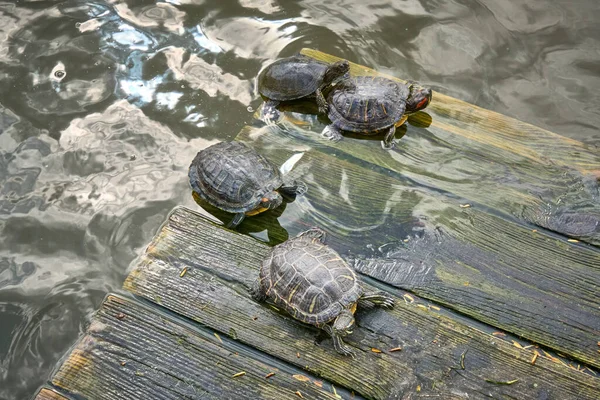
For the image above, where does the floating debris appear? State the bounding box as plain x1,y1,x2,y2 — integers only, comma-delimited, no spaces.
371,348,382,353
292,374,310,382
389,347,403,352
460,350,467,369
416,304,428,311
567,239,579,243
296,352,301,358
512,341,523,349
332,384,342,399
492,332,506,337
232,371,246,378
459,204,471,208
403,294,414,303
116,313,126,320
313,380,323,387
531,352,538,365
295,391,303,398
180,267,188,277
485,378,519,385
429,305,441,311
265,372,275,379
214,333,223,344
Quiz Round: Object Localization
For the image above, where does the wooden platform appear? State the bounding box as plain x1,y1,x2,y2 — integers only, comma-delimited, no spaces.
34,50,599,399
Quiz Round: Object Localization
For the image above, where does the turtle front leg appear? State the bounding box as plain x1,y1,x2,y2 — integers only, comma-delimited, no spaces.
358,291,395,309
322,324,355,357
321,125,344,142
315,88,328,115
279,180,307,199
382,125,396,149
227,212,246,229
261,99,281,123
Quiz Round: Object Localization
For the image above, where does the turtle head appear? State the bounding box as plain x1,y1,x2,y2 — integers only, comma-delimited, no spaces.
322,60,350,87
332,308,356,337
405,83,432,113
260,190,283,210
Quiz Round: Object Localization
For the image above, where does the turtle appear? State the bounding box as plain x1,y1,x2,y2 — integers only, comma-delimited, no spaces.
323,76,432,148
258,55,350,121
250,227,395,356
188,141,305,228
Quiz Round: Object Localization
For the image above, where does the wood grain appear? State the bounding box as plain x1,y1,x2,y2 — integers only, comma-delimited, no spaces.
296,49,600,246
124,207,600,399
234,125,600,370
33,388,69,400
51,294,341,400
301,48,600,176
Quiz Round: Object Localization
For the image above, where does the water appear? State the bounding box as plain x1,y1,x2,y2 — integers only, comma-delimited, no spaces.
0,0,598,398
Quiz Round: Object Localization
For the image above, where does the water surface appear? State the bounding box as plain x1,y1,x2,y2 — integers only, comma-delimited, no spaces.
0,0,599,398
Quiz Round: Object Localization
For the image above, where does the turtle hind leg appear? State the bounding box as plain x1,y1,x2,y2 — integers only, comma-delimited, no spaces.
249,278,267,302
227,213,245,229
261,99,281,123
321,125,344,142
323,324,355,357
315,88,328,115
359,291,395,309
382,125,396,149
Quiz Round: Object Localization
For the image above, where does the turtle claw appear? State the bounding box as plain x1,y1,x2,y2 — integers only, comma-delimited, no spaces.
332,336,355,357
322,126,343,142
361,291,395,309
261,100,282,124
379,296,396,309
381,139,396,150
292,180,308,196
337,342,356,358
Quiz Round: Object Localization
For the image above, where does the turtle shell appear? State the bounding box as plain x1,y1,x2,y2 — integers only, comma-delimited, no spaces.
258,55,329,101
327,76,410,133
258,232,362,325
188,141,283,213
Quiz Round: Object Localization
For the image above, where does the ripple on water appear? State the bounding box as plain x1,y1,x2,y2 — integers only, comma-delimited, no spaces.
0,0,599,398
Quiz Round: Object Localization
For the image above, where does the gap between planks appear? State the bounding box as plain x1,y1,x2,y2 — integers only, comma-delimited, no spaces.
124,207,600,399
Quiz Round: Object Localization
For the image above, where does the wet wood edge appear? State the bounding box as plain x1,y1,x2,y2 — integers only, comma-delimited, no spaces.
262,116,599,246
299,48,600,246
50,293,342,400
236,124,600,370
300,48,600,177
124,207,600,400
33,388,70,400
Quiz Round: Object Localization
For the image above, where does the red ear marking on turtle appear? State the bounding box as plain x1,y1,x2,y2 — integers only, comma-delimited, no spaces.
416,97,429,109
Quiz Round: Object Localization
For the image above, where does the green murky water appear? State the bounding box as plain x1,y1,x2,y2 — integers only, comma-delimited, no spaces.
0,0,599,398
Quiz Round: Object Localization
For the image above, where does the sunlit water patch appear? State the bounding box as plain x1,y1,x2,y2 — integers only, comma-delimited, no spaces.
0,0,598,398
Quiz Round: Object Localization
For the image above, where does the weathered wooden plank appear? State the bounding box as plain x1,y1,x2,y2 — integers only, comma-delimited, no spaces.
301,48,600,176
233,125,600,369
124,207,600,399
51,294,341,400
296,49,600,246
33,388,69,400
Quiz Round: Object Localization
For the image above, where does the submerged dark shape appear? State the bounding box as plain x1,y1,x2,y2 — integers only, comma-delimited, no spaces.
258,55,350,121
251,228,395,357
323,76,432,148
188,141,305,228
